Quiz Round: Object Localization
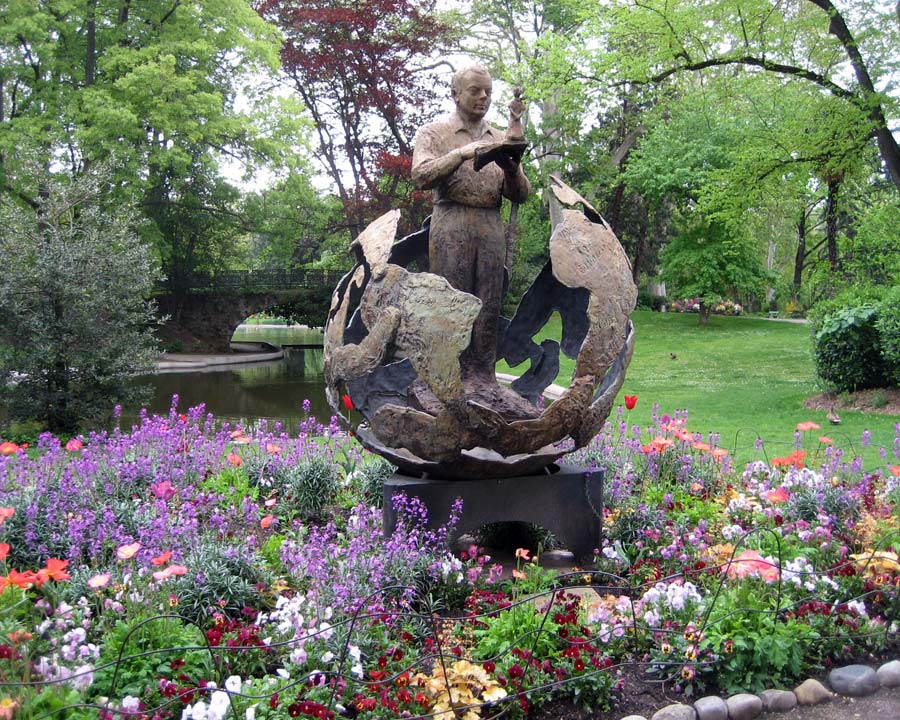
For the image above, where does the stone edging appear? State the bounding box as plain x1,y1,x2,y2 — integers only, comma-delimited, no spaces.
618,658,900,720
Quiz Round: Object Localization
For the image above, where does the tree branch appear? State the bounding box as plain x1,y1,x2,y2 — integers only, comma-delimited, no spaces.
627,55,856,102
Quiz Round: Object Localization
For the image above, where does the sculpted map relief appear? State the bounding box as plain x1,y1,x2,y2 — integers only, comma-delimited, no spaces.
323,66,637,480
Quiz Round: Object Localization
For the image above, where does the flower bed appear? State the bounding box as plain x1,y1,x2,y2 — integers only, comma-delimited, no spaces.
671,297,743,315
1,400,899,719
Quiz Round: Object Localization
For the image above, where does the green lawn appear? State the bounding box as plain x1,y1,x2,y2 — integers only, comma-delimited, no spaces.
500,310,899,469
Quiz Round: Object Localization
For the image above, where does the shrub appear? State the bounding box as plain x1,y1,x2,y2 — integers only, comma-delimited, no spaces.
875,286,900,386
807,286,888,334
813,305,890,392
636,290,666,311
350,456,396,508
171,542,273,625
273,455,340,519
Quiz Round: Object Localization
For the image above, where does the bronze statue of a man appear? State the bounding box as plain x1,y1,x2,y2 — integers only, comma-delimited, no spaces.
411,65,531,385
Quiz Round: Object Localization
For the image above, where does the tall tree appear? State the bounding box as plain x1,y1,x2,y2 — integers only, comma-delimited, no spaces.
0,0,309,282
0,165,159,433
255,0,455,237
577,0,900,194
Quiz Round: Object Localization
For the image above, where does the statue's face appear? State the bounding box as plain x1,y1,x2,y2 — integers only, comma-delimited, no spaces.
454,71,492,122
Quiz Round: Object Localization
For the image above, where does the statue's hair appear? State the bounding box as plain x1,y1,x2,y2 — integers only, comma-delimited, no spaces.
450,65,491,98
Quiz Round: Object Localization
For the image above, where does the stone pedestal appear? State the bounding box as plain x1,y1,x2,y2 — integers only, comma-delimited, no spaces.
383,464,603,562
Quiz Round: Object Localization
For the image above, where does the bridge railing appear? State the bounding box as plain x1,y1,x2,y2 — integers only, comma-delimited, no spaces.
159,268,343,293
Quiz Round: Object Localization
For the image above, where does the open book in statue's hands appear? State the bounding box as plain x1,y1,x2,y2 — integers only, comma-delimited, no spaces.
473,139,527,172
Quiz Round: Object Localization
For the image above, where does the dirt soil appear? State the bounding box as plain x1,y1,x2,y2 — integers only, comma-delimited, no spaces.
805,388,900,416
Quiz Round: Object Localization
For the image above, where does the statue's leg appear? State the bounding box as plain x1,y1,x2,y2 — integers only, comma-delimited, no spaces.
429,204,475,294
466,208,504,379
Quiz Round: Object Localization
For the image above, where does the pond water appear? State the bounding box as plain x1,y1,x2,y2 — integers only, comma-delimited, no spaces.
126,325,331,433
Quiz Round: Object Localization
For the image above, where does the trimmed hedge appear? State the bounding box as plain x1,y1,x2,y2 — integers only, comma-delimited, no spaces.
875,286,900,386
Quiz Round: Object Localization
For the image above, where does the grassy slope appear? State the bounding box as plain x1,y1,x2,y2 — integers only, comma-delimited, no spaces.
499,310,899,468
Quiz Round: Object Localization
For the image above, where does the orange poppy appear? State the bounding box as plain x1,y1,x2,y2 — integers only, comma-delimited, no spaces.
819,436,833,444
65,438,84,452
260,514,276,529
151,550,172,566
0,442,20,456
650,436,675,453
227,452,243,467
0,544,8,561
796,421,821,432
767,487,790,504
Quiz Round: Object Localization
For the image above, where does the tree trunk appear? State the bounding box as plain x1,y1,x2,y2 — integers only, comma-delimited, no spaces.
793,210,807,295
698,305,710,325
825,177,841,271
85,0,97,85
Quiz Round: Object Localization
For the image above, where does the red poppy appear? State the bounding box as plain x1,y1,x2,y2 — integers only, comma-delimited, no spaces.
624,395,637,410
341,393,354,411
3,569,38,590
37,558,70,584
65,438,83,452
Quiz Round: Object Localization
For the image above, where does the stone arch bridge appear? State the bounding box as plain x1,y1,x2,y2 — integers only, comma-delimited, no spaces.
155,269,338,352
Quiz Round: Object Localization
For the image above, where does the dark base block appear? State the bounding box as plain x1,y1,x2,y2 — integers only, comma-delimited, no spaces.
383,464,603,562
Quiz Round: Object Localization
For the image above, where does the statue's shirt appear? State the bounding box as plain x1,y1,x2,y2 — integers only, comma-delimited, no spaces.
411,113,529,208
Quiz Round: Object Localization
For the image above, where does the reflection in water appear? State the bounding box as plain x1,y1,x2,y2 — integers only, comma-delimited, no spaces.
127,328,332,432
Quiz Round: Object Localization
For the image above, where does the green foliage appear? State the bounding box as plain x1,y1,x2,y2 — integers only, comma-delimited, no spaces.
91,617,211,698
659,214,769,318
171,542,273,625
814,305,890,392
705,586,813,694
839,191,900,288
875,286,900,386
268,286,336,328
807,286,888,334
473,603,561,661
0,166,159,434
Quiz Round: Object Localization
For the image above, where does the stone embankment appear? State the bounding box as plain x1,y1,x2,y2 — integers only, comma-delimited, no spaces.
620,659,900,720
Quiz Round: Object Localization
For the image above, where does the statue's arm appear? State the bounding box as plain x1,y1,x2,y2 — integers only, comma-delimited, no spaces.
503,166,531,204
411,127,462,190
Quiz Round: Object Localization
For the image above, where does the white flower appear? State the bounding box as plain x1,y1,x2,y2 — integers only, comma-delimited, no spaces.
322,651,335,663
245,706,258,720
122,696,141,711
225,675,242,693
184,700,207,720
208,690,230,720
276,668,291,679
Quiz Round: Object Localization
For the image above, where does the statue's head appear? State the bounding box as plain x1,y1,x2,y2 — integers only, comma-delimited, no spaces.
451,65,492,122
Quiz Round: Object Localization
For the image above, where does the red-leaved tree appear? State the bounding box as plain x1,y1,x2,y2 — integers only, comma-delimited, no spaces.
255,0,455,238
